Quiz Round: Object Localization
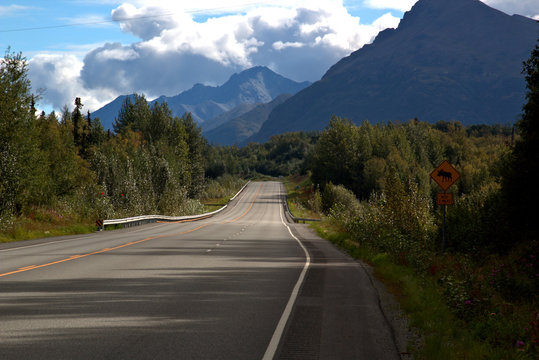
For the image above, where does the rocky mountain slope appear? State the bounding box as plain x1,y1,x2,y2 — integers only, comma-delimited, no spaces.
250,0,539,143
92,66,310,131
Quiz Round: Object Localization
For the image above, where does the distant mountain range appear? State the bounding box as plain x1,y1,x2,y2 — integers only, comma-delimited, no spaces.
204,94,292,145
249,0,539,143
91,67,311,134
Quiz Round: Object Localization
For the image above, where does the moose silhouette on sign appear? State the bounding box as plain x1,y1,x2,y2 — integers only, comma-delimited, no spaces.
437,169,453,182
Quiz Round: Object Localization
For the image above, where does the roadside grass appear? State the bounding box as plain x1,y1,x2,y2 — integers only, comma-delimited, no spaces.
310,220,498,359
286,176,536,360
1,178,249,242
283,174,321,220
0,209,95,243
202,196,231,212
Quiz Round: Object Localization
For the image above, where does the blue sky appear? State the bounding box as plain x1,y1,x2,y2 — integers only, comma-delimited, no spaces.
1,1,397,56
1,0,537,113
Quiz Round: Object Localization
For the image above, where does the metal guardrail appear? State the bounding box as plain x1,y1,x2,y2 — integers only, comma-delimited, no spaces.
100,181,251,230
230,180,250,201
283,195,321,224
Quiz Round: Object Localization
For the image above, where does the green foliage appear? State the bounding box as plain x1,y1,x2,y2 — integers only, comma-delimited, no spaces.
310,116,507,202
501,37,539,241
0,50,212,228
206,132,317,178
321,182,359,215
0,49,48,217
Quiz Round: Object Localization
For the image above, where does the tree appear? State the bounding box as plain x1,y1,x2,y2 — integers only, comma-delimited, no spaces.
311,116,366,197
113,94,151,134
72,97,84,148
0,49,44,216
182,113,206,197
148,101,172,143
501,38,539,240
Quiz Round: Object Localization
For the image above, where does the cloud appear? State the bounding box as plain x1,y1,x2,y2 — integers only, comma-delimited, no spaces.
30,0,403,112
481,0,539,18
0,5,32,17
363,0,417,12
28,53,116,113
28,0,537,113
364,0,539,18
80,1,400,100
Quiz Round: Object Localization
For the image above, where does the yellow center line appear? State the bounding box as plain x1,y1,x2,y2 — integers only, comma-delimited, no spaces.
223,183,262,224
0,221,214,278
156,215,212,224
0,184,260,279
18,265,37,270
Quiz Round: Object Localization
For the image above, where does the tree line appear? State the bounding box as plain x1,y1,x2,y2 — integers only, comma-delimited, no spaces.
0,50,213,229
1,43,537,252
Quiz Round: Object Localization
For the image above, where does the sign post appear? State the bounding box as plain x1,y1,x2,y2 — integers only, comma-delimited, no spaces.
96,218,104,231
430,160,460,253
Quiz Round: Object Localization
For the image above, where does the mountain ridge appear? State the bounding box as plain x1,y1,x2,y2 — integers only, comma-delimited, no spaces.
92,66,311,131
204,94,293,146
249,0,539,143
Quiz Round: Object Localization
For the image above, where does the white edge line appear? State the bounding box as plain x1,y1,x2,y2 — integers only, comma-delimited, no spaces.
262,183,311,360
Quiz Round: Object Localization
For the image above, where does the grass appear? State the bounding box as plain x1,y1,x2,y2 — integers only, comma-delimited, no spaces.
283,174,321,220
287,176,537,359
202,196,231,213
0,210,96,243
310,220,498,359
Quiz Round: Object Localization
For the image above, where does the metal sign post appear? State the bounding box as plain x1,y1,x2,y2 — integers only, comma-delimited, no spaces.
430,161,460,253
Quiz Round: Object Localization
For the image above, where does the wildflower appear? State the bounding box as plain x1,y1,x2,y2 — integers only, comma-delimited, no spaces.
516,340,525,348
465,300,471,305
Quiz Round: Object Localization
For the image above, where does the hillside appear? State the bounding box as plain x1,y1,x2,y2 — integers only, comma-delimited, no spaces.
92,66,310,131
204,94,292,146
250,0,539,143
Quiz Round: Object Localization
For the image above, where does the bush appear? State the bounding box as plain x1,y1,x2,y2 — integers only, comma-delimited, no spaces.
444,182,507,255
321,182,360,214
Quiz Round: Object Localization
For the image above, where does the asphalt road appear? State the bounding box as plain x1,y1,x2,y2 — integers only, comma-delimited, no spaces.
0,181,402,359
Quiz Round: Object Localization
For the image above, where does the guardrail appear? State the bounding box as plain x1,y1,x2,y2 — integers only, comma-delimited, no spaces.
283,195,321,224
99,181,251,230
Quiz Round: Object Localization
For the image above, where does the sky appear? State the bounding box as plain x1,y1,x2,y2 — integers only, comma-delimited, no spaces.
1,0,538,114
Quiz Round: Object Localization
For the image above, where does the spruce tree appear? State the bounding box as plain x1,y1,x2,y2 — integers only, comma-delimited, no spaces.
502,38,539,240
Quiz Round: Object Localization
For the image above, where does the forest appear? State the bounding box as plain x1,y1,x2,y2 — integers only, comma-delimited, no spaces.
1,42,538,358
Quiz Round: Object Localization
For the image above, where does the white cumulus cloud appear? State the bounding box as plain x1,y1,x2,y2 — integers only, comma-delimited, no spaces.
29,53,117,113
64,0,400,111
363,0,417,12
363,0,539,18
28,0,538,113
481,0,539,18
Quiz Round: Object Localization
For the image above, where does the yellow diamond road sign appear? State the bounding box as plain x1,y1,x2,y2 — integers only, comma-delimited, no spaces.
430,160,460,191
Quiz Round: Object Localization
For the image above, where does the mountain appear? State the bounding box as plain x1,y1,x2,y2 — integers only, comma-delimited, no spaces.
92,66,311,131
201,103,259,132
250,0,539,143
91,94,135,130
204,94,292,146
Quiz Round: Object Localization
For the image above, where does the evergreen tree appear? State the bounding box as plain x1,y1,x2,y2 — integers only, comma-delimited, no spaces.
113,94,150,134
113,96,134,134
182,113,206,197
0,49,46,215
502,38,539,239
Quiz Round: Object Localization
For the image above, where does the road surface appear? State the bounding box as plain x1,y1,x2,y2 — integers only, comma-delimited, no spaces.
0,182,403,359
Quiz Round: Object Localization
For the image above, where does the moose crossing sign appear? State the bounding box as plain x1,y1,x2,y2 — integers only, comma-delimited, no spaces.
430,160,460,191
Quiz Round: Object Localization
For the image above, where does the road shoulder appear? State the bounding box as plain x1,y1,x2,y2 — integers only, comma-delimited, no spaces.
276,223,415,359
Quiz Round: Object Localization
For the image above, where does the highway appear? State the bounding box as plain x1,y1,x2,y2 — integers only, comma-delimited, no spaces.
0,182,402,359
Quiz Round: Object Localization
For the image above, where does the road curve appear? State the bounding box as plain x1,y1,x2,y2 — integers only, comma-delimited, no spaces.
0,181,402,359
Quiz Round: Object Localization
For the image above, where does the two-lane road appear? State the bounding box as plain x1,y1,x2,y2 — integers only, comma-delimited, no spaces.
0,182,402,359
